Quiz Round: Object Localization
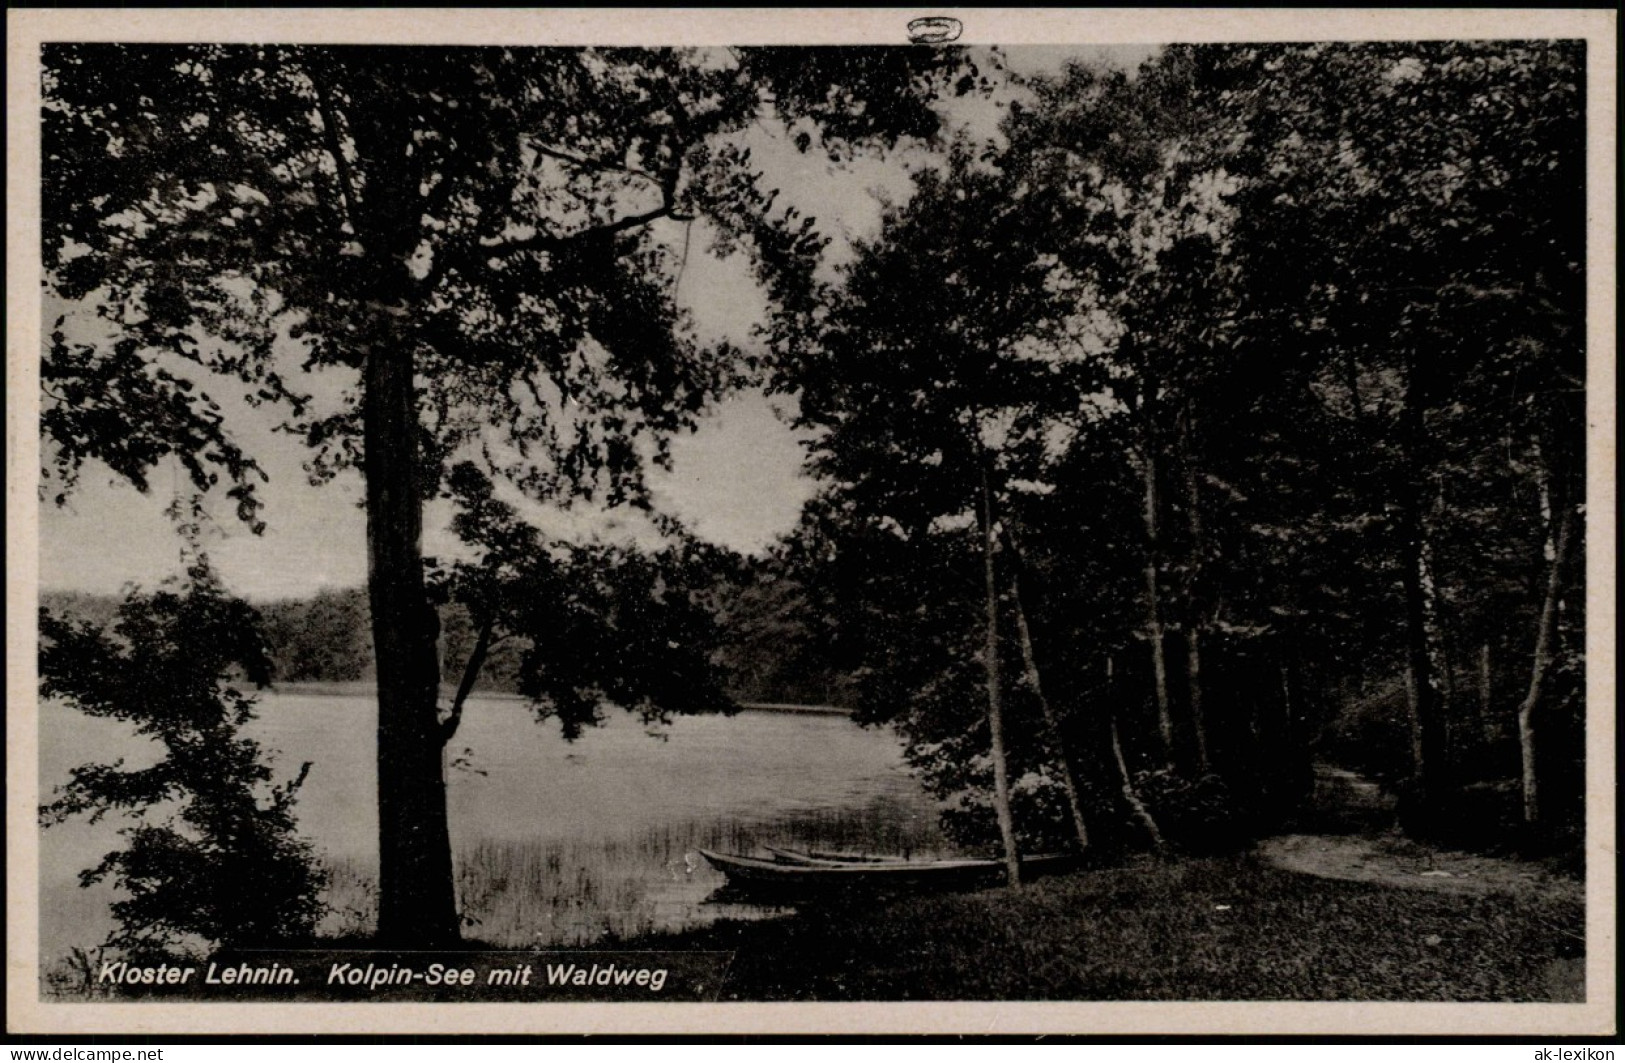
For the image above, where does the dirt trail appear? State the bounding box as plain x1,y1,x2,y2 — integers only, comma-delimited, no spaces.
1254,766,1583,905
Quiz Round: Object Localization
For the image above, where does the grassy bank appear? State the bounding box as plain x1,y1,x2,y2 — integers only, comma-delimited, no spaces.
633,853,1585,1002
315,803,949,947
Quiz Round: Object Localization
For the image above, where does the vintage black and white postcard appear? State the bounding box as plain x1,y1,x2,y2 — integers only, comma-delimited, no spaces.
6,8,1616,1038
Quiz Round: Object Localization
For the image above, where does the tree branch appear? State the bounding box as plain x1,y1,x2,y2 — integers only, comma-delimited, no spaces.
426,185,687,292
306,62,363,240
440,615,495,746
422,129,693,293
531,142,664,189
493,198,685,256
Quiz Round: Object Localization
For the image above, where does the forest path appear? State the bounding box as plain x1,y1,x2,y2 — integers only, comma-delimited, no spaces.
1254,765,1583,905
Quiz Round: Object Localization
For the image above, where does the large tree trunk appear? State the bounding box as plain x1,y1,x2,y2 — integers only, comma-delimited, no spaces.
1519,506,1576,826
1397,367,1450,809
318,64,461,947
977,468,1022,887
1399,515,1450,806
1004,530,1090,853
364,337,461,947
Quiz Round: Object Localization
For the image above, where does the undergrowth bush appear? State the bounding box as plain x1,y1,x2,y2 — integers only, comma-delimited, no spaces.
39,560,327,952
1315,678,1414,786
1134,769,1252,854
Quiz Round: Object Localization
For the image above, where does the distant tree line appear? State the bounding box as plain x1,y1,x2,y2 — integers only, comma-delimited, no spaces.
43,568,848,708
45,588,377,686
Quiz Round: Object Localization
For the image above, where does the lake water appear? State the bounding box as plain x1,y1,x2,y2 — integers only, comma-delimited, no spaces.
38,688,946,962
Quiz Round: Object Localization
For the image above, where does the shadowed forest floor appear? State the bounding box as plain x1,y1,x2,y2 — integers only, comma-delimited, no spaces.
625,764,1585,1002
637,853,1585,1001
1259,765,1584,904
1258,832,1585,904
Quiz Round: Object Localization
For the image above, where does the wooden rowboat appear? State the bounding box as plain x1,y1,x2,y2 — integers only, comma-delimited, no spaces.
764,846,894,865
699,848,1080,892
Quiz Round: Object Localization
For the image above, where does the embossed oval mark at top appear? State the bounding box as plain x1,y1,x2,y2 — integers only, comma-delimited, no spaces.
907,17,964,44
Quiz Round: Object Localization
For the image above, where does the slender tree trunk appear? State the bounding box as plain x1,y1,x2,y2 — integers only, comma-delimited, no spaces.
977,467,1022,887
364,336,461,947
1280,657,1294,746
1476,642,1494,745
1005,531,1089,853
1425,478,1461,770
1402,657,1423,773
1344,350,1365,427
1106,657,1165,851
1111,716,1166,851
1415,511,1452,785
1137,434,1174,765
1532,438,1556,563
1181,407,1210,773
1186,635,1207,772
1519,507,1576,826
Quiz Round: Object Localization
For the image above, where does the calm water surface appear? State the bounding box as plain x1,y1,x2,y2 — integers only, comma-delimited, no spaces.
39,688,945,959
